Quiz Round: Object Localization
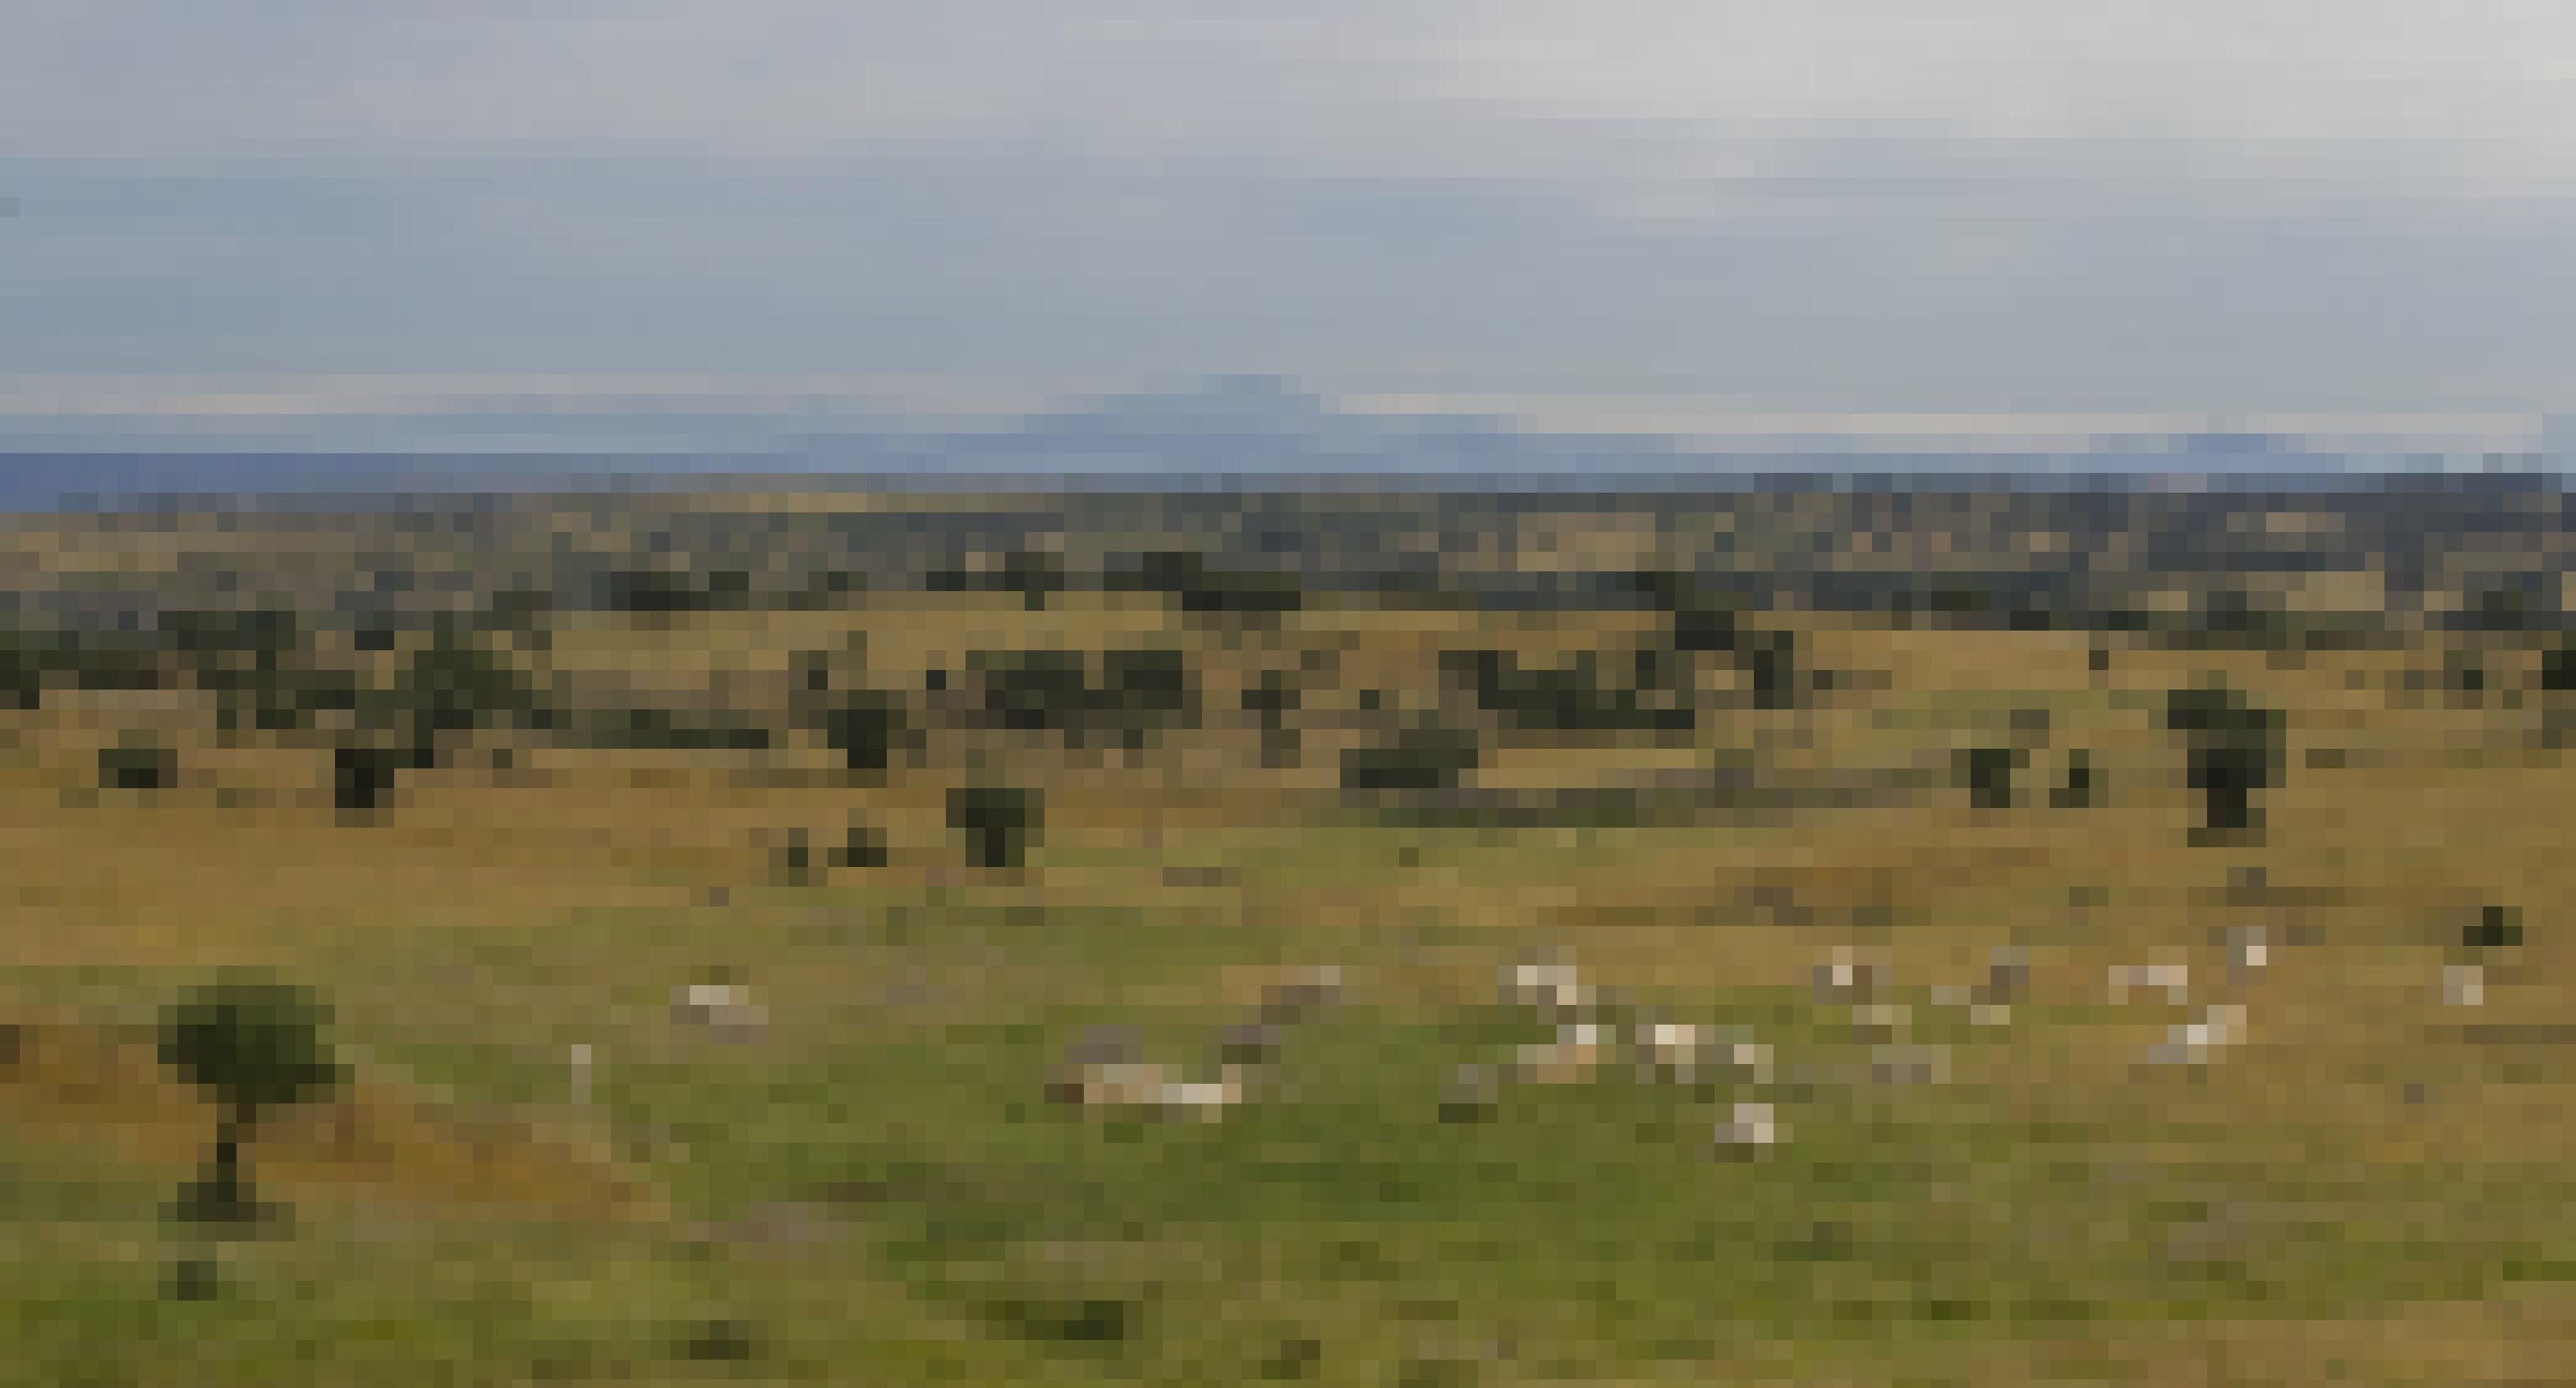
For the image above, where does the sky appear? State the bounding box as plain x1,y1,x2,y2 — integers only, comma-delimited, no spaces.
5,2,2575,423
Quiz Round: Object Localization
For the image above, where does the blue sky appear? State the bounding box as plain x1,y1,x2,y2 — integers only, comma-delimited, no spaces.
5,2,2574,420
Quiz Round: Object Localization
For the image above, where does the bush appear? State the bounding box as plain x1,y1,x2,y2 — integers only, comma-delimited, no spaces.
1743,631,1804,709
1957,746,2020,809
332,742,424,813
829,823,888,870
950,785,1043,869
99,737,177,791
771,828,815,884
2466,905,2525,950
597,566,731,615
2543,642,2576,694
0,629,46,709
999,548,1068,612
2050,750,2098,809
1341,724,1482,794
973,650,1090,735
1127,550,1303,623
389,626,546,754
573,706,771,752
1440,647,1696,735
814,690,910,773
966,648,1198,749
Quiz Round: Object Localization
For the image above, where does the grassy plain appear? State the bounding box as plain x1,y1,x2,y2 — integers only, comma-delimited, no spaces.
5,575,2576,1385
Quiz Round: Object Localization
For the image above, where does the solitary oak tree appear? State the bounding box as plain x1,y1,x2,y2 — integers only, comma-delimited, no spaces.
158,974,345,1226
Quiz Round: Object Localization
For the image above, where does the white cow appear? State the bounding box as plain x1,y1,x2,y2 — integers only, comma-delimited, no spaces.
1052,1060,1248,1121
1514,1021,1609,1085
2110,962,2190,1007
1718,1101,1784,1150
672,977,769,1039
1633,1021,1707,1080
2146,1003,2248,1066
1504,957,1595,1018
1156,1066,1249,1122
1813,946,1890,1003
2227,927,2270,981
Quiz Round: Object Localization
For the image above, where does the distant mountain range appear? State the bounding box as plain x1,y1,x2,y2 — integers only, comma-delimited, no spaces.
0,375,2552,511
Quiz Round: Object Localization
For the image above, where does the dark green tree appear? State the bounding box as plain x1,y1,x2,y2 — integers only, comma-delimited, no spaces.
2162,679,2286,838
99,734,178,791
1626,568,1740,653
156,975,345,1226
816,689,910,773
1340,723,1483,794
998,547,1069,612
1957,746,2021,809
396,623,543,751
950,785,1043,870
2049,750,2098,809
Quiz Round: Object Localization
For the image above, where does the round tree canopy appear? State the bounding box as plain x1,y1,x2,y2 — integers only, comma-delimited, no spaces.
157,975,344,1120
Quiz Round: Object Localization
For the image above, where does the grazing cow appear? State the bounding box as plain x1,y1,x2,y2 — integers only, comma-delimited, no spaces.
2443,962,2485,1008
1812,946,1889,1004
1513,1021,1608,1085
1632,1020,1708,1081
1817,947,1899,1037
1718,1100,1783,1152
2226,927,2270,984
1156,1066,1249,1122
1047,1027,1143,1107
672,974,769,1040
1050,1061,1176,1111
2109,962,2190,1007
2145,1003,2248,1066
1504,954,1595,1018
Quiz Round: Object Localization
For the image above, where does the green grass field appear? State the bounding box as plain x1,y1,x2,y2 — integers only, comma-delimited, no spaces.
8,588,2576,1384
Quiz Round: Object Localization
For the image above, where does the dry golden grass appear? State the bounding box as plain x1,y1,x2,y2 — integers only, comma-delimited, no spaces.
0,1012,667,1224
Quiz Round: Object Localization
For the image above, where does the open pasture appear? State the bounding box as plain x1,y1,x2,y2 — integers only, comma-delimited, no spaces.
6,516,2576,1385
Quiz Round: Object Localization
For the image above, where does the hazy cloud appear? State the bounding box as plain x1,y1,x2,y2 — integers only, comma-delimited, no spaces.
5,3,2574,409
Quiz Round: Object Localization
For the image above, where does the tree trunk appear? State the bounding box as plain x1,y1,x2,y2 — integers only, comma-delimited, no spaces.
179,1106,259,1226
209,1108,248,1211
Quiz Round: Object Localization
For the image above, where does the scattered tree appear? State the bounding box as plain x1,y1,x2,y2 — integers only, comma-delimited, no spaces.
2050,750,2098,809
829,822,888,870
99,735,177,791
951,785,1043,869
1957,746,2020,810
156,975,345,1226
1440,647,1697,735
1130,550,1303,626
998,547,1069,612
2162,679,2286,839
816,690,910,773
1341,723,1483,794
2465,904,2525,951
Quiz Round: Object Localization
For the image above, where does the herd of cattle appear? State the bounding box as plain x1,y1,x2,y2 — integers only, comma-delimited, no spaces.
639,914,2502,1159
1025,913,2535,1154
1029,931,2299,1156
